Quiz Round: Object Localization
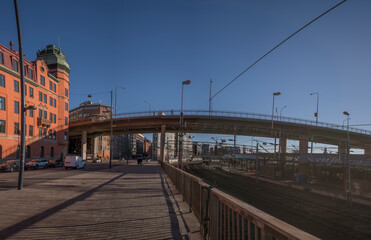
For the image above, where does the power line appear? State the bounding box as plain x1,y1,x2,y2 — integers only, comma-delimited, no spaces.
211,0,348,100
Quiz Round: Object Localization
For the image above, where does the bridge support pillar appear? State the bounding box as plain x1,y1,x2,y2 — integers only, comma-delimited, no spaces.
299,138,308,154
365,148,371,156
338,145,347,155
160,125,166,162
92,136,98,159
279,137,287,155
82,131,87,160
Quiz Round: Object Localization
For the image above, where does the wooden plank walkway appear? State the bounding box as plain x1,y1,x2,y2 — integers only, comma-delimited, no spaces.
0,161,200,240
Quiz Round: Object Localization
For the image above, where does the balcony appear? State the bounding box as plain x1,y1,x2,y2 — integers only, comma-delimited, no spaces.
37,117,51,127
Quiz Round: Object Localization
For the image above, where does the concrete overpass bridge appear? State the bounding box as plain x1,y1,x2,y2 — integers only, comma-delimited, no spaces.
69,110,371,160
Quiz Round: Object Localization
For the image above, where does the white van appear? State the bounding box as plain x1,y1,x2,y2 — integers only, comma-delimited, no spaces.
64,156,86,169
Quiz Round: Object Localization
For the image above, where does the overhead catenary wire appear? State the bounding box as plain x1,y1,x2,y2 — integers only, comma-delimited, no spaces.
211,0,348,100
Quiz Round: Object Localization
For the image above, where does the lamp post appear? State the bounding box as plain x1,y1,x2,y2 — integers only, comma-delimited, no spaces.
144,100,151,114
114,86,125,117
89,91,113,169
178,80,191,169
209,79,212,114
272,92,281,156
280,106,287,121
14,0,27,190
310,92,319,124
343,111,352,206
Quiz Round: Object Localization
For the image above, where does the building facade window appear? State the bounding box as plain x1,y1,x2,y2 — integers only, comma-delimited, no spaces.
14,122,20,135
64,132,68,141
16,146,20,159
49,112,53,121
53,83,56,92
0,97,5,110
26,146,30,158
29,125,33,136
49,81,53,91
39,92,42,101
53,130,56,139
65,117,68,125
49,97,53,106
50,147,54,157
0,52,3,64
43,128,46,138
0,120,5,133
43,94,47,103
29,108,33,117
28,68,33,79
29,87,34,97
12,59,18,72
14,80,19,92
53,114,56,123
40,75,45,86
40,146,44,158
14,101,19,114
43,110,47,119
65,102,68,111
65,88,68,97
53,99,56,107
0,74,5,87
39,127,42,137
49,129,52,139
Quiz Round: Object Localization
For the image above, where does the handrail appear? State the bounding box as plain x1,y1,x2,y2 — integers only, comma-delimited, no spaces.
114,109,371,136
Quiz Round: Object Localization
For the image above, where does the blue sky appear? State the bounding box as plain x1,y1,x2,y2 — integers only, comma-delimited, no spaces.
1,0,371,151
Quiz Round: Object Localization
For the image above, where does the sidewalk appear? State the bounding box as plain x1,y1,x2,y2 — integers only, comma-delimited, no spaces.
0,161,200,240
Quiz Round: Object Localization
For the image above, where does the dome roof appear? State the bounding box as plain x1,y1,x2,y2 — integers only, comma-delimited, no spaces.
36,45,70,73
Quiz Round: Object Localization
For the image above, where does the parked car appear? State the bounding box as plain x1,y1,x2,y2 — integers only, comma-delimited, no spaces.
27,159,49,170
1,160,19,172
64,156,86,169
48,159,64,168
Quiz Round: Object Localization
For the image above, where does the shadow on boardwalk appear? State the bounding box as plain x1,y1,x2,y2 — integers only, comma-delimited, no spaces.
0,161,194,239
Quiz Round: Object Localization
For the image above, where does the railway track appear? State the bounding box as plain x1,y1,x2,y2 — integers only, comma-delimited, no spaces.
186,164,371,240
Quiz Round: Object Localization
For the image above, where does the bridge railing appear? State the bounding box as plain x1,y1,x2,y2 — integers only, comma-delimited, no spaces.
115,110,371,136
161,161,319,240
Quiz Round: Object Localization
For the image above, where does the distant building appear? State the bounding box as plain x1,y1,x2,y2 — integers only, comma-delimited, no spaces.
69,101,111,122
69,101,112,159
143,138,152,157
0,43,70,161
153,132,193,161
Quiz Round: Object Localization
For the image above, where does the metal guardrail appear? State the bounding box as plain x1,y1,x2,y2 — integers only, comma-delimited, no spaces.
161,162,319,240
115,110,371,136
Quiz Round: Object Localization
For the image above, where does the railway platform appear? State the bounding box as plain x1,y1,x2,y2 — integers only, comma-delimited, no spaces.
0,161,200,240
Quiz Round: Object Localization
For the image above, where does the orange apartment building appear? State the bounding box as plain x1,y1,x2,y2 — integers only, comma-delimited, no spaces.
0,42,70,161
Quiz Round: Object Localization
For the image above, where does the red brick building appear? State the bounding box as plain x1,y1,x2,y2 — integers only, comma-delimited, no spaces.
0,43,70,161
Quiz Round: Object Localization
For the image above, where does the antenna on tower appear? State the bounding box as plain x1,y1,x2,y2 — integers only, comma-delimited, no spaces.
58,36,61,49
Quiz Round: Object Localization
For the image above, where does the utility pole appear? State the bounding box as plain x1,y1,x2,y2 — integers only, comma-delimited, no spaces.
256,141,259,183
110,90,113,169
209,79,212,114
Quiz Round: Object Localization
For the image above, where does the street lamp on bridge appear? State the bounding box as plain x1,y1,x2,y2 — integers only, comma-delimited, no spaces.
271,92,281,155
280,106,287,121
144,100,151,114
178,80,191,169
343,111,352,207
310,92,319,125
115,86,125,117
